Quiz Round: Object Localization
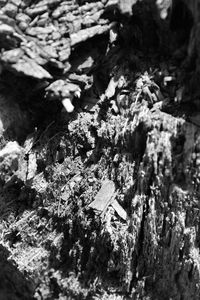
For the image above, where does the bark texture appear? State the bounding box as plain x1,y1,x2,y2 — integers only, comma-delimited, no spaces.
0,0,200,299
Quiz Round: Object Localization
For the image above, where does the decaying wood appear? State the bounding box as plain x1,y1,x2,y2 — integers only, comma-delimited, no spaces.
89,180,116,213
0,0,200,299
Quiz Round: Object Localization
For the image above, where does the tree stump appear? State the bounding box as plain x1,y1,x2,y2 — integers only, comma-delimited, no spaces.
0,1,200,299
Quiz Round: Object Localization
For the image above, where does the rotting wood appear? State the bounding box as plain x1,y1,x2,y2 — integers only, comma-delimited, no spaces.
0,1,200,299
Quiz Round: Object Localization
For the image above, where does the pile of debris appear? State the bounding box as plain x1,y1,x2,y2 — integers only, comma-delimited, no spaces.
0,0,127,114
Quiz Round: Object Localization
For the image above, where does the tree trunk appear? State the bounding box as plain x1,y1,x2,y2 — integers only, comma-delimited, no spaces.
0,0,200,299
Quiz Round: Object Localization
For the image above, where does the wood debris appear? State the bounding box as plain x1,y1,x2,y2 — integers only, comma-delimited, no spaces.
89,180,116,213
89,179,127,220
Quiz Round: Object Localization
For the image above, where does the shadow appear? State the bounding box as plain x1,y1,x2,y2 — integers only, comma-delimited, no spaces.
0,245,34,300
46,213,107,299
170,0,194,46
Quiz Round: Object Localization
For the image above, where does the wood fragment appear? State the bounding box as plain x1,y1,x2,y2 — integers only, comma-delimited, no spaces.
89,180,115,213
111,199,127,220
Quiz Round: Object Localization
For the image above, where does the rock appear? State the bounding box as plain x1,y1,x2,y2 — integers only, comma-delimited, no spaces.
0,0,120,102
82,10,103,27
0,23,14,35
18,21,28,31
1,54,52,79
42,45,58,59
2,3,18,18
26,26,55,37
106,0,118,8
45,80,81,112
45,79,65,99
70,23,115,46
0,0,7,6
58,48,71,62
25,5,48,17
45,78,83,113
45,79,80,99
0,13,16,27
21,44,48,65
37,12,49,27
76,55,95,73
61,82,81,98
10,0,22,6
1,48,24,64
51,31,61,41
16,12,31,24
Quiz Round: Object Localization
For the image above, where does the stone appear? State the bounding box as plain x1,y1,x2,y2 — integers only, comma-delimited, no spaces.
58,48,71,62
0,24,14,35
37,15,49,27
0,0,7,6
61,82,81,98
70,23,115,46
22,43,48,65
45,79,64,99
28,15,39,27
2,3,18,18
42,45,58,59
26,26,54,37
18,21,28,31
47,0,62,7
45,79,80,100
25,5,48,17
82,10,103,27
1,48,24,64
51,31,62,40
0,13,16,27
79,2,103,13
52,7,64,19
16,12,31,24
8,57,52,79
72,19,82,33
10,0,22,7
59,13,76,23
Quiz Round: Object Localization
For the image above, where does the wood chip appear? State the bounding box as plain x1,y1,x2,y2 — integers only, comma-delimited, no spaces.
89,179,115,213
111,199,127,220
